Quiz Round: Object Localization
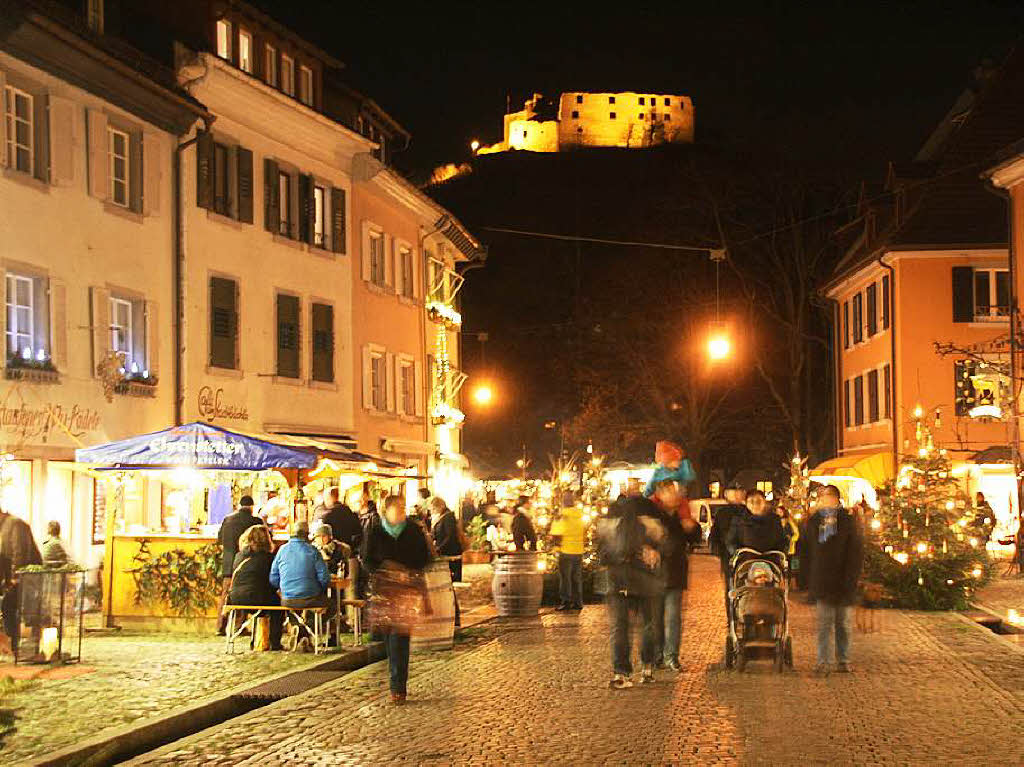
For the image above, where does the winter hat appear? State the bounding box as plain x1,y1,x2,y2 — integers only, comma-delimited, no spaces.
655,441,684,466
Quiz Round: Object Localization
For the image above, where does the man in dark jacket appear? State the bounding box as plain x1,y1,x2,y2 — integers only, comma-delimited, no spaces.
726,490,790,556
319,488,363,555
650,481,701,671
598,492,667,688
708,485,746,619
216,496,264,634
511,496,538,551
0,506,42,648
804,485,864,674
429,497,464,626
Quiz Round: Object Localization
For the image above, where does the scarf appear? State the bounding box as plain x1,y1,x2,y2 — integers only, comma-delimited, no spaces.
381,517,407,540
818,508,839,543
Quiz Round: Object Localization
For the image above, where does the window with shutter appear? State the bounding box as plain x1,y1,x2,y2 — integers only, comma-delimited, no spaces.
213,143,230,216
216,20,232,60
881,274,890,329
370,352,386,410
209,277,237,369
399,247,414,298
239,29,254,73
330,187,346,254
867,369,879,422
276,293,300,378
264,158,279,232
866,283,877,337
369,231,386,285
278,171,291,237
854,375,864,426
298,174,312,244
237,147,253,223
851,294,863,344
843,379,850,428
311,302,333,382
399,360,415,415
265,44,278,87
883,364,892,418
107,127,130,207
6,274,34,361
313,185,325,247
281,55,295,96
196,131,214,209
4,86,33,174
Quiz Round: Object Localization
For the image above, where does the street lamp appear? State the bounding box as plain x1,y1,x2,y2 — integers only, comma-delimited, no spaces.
470,139,480,153
472,383,493,406
707,329,731,361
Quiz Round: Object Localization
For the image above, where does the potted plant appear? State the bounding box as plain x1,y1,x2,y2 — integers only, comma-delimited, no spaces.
462,516,491,564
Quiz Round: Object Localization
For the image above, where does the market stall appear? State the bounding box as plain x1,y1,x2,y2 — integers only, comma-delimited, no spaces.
75,422,407,631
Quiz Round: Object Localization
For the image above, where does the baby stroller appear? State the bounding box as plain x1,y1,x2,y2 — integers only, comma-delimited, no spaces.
725,548,793,672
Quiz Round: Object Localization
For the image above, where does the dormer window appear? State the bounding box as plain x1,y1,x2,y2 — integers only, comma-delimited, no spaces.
239,29,253,73
281,55,295,96
87,0,104,34
216,19,232,61
264,44,278,87
298,66,313,106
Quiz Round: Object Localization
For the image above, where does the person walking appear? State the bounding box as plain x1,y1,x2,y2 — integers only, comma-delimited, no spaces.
708,484,746,622
318,488,363,555
805,485,865,674
362,495,432,704
511,496,538,551
271,520,333,651
0,506,42,653
598,491,667,688
216,495,264,635
649,481,701,671
228,524,285,651
551,491,586,610
429,496,464,626
726,490,789,556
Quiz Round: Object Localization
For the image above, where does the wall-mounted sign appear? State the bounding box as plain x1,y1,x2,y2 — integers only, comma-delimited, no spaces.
0,402,102,442
955,359,1010,420
197,386,249,423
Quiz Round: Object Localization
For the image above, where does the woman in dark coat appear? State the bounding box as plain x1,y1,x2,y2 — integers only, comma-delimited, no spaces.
227,524,283,650
362,495,432,704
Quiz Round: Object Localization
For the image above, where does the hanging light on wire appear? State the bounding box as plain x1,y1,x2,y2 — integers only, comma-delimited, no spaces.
707,248,731,361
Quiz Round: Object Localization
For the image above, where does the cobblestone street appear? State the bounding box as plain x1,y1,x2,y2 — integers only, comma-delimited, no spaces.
130,555,1024,766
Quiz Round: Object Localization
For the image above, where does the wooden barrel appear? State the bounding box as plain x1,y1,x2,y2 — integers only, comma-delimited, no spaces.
411,560,457,651
491,552,543,616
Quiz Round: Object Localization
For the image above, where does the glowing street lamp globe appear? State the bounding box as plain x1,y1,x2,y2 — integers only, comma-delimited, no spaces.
472,384,493,405
707,333,731,361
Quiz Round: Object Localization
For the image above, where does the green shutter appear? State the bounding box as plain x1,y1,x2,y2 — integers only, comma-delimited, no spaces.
276,294,300,378
237,147,253,223
264,158,279,233
311,302,334,382
209,277,237,369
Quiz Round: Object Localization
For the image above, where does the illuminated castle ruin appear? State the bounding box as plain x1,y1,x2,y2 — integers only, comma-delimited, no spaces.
478,91,695,153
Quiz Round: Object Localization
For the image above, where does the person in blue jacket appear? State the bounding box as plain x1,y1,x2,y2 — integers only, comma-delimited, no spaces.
270,520,332,650
644,441,696,497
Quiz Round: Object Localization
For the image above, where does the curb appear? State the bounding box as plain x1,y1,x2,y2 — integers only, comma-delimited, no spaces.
24,642,385,767
957,607,1024,655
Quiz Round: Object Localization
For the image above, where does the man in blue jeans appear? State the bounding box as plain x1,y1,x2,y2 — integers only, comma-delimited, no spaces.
804,485,864,674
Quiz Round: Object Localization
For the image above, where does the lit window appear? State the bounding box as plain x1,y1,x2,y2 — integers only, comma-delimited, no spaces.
4,86,33,174
109,296,133,359
299,66,313,106
281,55,295,96
974,268,1010,320
239,29,253,73
369,231,386,285
264,44,278,87
107,127,130,207
370,353,386,410
313,185,325,247
215,19,232,60
277,171,291,236
5,274,33,360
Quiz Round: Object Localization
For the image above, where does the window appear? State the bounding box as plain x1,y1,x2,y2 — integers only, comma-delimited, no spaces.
571,110,579,119
87,0,104,33
277,171,291,236
851,293,863,344
213,143,230,216
239,29,253,73
109,297,132,358
974,268,1010,320
843,301,849,349
608,96,615,104
882,274,890,329
215,19,232,60
664,97,670,106
399,246,414,299
609,112,617,120
843,379,850,428
370,352,386,411
866,283,878,337
313,185,325,247
399,360,415,416
854,375,864,426
5,274,33,360
638,113,644,119
369,231,386,285
867,369,879,422
4,86,33,174
264,45,278,87
576,94,583,104
298,66,313,106
883,364,891,418
664,114,671,121
107,127,130,208
209,277,238,369
281,55,295,96
639,97,645,105
276,294,300,378
311,303,334,383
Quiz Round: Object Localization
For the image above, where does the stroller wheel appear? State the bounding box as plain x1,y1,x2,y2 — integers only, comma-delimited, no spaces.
784,637,794,668
724,637,735,669
735,646,747,672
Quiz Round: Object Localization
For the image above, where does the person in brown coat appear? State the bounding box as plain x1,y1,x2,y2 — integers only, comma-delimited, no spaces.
0,506,42,648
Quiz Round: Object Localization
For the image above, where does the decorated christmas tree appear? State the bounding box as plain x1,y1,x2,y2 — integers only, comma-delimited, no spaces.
867,409,992,610
778,453,813,525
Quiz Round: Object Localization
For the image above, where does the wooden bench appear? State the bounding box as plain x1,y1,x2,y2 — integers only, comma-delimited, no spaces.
224,605,328,655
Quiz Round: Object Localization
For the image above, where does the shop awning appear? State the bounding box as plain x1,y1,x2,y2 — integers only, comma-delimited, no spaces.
810,451,894,487
75,422,320,470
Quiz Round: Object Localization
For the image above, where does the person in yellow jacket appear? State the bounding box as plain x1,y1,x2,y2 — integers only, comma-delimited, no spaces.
550,490,587,610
